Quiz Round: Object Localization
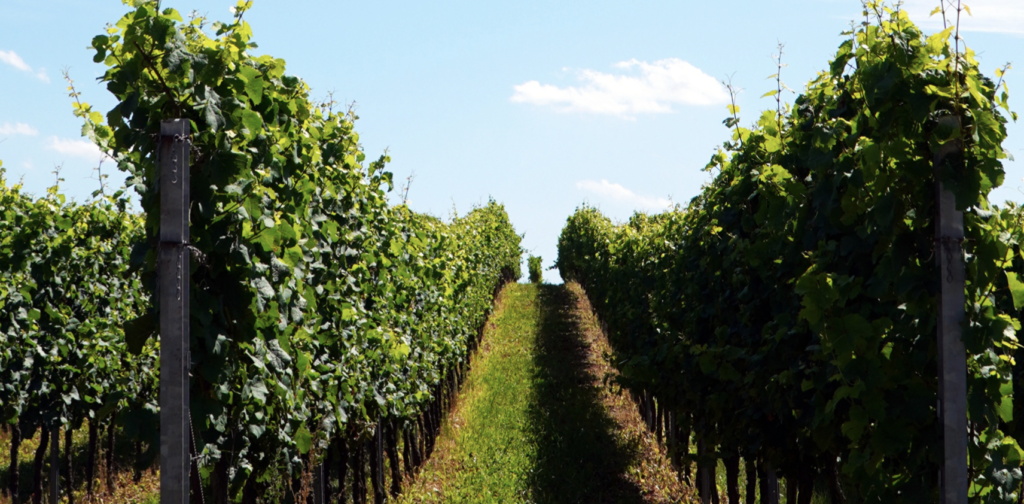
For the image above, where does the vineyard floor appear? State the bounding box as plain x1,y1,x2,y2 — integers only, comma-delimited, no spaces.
0,422,159,504
397,282,691,504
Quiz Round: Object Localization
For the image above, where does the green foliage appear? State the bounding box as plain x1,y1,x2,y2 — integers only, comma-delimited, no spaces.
528,255,543,284
558,5,1021,502
0,165,155,463
55,0,523,498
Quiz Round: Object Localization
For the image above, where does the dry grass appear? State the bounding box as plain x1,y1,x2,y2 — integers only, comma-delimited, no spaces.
0,423,158,504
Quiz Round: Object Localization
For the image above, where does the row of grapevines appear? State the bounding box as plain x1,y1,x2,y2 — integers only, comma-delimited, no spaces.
558,5,1021,503
0,164,156,499
63,0,522,500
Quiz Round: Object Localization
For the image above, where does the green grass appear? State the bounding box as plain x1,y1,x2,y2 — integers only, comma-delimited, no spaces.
525,285,650,503
402,282,541,502
400,283,663,503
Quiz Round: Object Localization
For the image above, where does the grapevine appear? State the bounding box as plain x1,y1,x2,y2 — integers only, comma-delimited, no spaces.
558,4,1021,501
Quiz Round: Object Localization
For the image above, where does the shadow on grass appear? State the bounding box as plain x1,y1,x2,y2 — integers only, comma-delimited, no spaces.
526,284,646,504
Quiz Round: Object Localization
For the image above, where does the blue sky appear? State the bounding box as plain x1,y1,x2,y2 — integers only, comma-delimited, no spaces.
1,0,1022,281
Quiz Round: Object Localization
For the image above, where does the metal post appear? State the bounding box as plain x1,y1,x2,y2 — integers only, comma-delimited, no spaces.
160,119,191,504
313,462,325,504
697,438,710,504
765,466,780,504
378,425,385,500
935,124,967,504
49,426,58,503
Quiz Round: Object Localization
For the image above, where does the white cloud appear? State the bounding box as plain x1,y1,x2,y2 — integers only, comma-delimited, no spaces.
22,160,34,171
0,49,50,82
0,122,39,136
0,50,31,72
902,0,1024,35
46,137,106,163
577,179,672,211
512,58,728,118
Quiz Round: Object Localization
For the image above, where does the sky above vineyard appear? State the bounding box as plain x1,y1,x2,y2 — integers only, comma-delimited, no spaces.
1,0,1022,281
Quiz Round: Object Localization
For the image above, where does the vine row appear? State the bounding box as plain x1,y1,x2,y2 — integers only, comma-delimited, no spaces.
3,0,522,502
558,5,1022,502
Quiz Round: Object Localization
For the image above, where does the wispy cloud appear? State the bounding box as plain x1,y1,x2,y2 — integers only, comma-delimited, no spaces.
0,49,50,83
512,59,728,118
0,122,39,136
46,137,105,163
0,50,30,71
577,179,672,211
902,0,1024,35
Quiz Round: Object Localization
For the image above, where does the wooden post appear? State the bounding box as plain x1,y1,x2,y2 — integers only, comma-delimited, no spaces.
159,119,191,504
49,426,58,503
935,119,967,504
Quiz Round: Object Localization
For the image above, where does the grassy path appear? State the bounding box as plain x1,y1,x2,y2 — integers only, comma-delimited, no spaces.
399,282,690,503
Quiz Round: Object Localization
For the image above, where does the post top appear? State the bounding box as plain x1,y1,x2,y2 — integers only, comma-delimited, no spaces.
160,119,190,136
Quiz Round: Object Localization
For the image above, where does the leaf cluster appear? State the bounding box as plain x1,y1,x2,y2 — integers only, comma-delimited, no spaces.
0,165,156,466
